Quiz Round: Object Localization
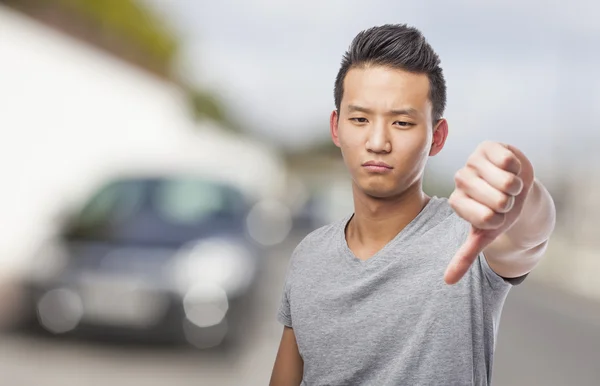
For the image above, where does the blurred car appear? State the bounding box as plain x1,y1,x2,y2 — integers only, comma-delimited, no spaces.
17,175,264,349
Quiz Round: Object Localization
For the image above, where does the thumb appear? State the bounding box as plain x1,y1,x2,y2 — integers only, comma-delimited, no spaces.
444,228,493,285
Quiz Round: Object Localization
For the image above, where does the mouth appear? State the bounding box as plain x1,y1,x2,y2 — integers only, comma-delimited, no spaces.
362,161,393,173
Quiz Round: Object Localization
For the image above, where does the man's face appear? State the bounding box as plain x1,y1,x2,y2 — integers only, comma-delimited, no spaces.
330,65,446,199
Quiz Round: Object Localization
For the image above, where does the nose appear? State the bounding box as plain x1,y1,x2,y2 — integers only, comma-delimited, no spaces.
365,121,391,154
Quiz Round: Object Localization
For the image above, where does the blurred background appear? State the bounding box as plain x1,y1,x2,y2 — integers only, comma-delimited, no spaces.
0,0,598,385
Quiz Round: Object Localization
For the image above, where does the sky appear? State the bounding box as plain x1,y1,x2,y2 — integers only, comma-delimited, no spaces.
144,0,600,175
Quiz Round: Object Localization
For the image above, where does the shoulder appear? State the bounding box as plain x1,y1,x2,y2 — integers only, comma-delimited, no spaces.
293,216,347,256
420,196,470,243
281,217,347,290
426,196,466,226
287,215,348,270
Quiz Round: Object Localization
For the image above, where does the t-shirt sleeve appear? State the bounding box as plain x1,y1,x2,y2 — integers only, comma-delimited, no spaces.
277,248,297,328
277,279,293,327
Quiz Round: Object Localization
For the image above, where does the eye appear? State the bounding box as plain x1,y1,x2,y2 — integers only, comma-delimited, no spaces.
393,121,414,127
350,117,368,123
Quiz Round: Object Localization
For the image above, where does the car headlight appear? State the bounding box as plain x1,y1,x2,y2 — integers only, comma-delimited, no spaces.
171,238,255,297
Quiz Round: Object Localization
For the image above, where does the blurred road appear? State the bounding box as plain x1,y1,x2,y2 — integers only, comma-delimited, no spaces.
1,231,599,386
494,282,600,386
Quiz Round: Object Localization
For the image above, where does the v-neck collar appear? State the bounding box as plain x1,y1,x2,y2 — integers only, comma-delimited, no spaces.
337,196,445,268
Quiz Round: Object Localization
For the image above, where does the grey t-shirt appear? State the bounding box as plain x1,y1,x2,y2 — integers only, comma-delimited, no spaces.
278,196,524,386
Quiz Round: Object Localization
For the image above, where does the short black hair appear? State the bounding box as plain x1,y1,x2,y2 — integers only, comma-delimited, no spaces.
334,24,446,122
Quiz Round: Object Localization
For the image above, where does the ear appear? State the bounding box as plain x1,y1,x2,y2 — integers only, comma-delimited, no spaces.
330,110,341,148
429,118,448,156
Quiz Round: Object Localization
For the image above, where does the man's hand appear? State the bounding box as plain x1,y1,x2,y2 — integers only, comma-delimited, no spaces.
444,141,535,285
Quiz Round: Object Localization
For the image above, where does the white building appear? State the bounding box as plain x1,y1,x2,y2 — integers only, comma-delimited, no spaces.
0,5,288,273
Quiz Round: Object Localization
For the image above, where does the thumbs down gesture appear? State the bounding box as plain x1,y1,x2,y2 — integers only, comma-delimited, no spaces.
444,141,535,285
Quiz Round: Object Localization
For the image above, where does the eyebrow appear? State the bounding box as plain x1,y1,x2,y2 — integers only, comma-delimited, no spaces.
347,105,419,117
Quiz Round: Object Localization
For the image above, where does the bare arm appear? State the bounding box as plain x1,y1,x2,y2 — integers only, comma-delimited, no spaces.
269,326,304,386
484,178,556,278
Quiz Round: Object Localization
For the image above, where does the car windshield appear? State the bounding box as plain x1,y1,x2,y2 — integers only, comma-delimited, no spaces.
66,177,248,245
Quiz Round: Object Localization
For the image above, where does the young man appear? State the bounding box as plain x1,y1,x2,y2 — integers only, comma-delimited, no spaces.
269,24,556,386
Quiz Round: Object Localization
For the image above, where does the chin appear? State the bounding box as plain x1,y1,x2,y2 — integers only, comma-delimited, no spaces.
360,184,402,199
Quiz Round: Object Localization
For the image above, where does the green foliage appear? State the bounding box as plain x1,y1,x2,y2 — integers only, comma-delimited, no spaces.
57,0,178,65
187,88,242,132
189,89,227,122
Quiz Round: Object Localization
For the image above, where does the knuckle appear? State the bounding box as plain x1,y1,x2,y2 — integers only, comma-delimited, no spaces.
501,175,513,190
495,194,511,212
479,140,493,150
465,154,480,168
448,193,460,210
454,169,469,188
481,209,496,223
501,175,518,192
498,153,514,169
448,200,458,212
448,191,457,203
454,170,464,185
479,209,505,228
490,212,505,228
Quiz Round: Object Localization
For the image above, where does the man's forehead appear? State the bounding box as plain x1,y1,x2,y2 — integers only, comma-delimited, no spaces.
345,66,429,88
343,66,431,111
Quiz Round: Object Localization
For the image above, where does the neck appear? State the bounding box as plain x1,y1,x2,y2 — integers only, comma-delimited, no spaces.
346,181,430,247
